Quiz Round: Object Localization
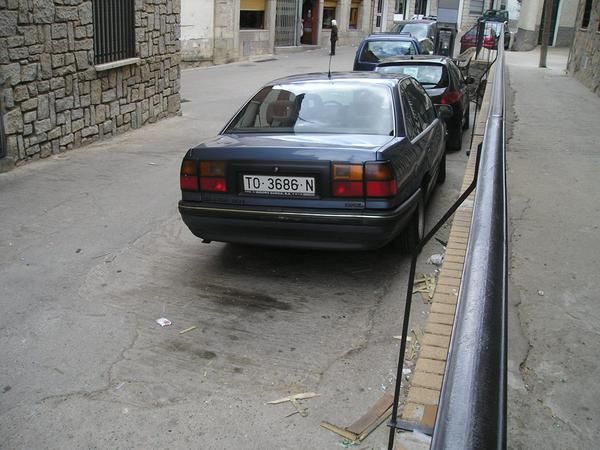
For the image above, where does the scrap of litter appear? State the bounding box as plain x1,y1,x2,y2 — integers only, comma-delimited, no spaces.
267,392,320,404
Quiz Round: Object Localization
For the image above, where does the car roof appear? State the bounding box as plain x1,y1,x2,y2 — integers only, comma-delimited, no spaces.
266,71,413,87
394,19,436,25
363,33,419,41
377,55,451,65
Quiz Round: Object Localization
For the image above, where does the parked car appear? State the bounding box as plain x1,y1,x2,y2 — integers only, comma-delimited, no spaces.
487,21,511,49
482,9,509,23
353,33,433,71
460,21,509,53
178,73,451,251
375,56,472,151
390,19,438,53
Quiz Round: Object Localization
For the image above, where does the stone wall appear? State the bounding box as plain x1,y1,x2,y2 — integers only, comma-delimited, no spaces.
0,0,181,170
567,0,600,96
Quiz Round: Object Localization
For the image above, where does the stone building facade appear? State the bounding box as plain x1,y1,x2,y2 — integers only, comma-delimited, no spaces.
0,0,181,171
568,0,600,95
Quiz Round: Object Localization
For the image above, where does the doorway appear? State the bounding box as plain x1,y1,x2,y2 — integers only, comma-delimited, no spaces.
538,0,560,45
300,0,319,44
275,0,301,46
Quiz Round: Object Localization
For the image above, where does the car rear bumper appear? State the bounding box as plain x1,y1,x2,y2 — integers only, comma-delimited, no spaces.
178,190,420,250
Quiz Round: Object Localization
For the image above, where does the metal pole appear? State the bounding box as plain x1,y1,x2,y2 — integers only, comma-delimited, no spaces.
539,0,555,68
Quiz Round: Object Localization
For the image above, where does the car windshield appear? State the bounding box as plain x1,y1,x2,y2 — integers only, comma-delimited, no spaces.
225,81,395,136
390,23,428,40
487,22,502,36
376,64,447,87
360,40,417,62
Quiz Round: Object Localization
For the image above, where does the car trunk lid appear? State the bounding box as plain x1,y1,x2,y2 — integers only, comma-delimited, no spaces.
185,134,397,209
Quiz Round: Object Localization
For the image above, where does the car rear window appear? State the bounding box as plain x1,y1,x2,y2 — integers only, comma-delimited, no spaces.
377,64,448,88
225,81,395,136
390,23,428,40
360,40,417,62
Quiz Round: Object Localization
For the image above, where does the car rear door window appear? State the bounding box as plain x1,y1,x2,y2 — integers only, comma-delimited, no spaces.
411,80,436,125
400,81,423,140
447,61,464,89
402,81,435,136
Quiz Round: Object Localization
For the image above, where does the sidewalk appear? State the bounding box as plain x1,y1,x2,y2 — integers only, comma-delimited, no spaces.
506,48,600,448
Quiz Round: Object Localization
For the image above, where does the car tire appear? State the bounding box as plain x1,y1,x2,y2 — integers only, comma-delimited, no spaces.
394,193,425,254
446,128,462,152
462,104,470,130
436,153,446,184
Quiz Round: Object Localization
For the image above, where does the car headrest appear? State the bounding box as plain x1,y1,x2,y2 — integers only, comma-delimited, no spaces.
266,100,296,126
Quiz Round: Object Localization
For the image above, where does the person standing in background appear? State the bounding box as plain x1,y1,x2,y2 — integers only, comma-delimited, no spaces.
330,19,338,55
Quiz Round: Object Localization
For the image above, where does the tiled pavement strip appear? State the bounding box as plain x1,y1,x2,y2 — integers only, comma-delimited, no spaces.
394,63,496,449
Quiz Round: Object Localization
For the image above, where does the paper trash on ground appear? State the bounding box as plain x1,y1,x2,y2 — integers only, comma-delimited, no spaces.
156,317,172,327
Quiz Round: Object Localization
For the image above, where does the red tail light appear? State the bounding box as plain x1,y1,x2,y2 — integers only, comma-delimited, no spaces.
180,160,199,191
483,37,497,49
365,162,397,197
441,90,461,105
199,161,227,192
332,164,364,197
180,160,227,192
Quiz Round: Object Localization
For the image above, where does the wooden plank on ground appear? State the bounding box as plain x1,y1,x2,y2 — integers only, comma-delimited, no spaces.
347,393,394,435
320,421,358,441
356,406,393,442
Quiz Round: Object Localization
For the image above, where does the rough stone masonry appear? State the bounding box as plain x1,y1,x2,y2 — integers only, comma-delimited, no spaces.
0,0,181,170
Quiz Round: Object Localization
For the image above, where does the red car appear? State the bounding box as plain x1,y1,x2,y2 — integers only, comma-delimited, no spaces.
460,22,508,53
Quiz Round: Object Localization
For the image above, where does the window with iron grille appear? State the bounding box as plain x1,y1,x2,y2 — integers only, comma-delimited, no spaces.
93,0,136,64
0,93,6,159
581,0,592,29
469,0,485,15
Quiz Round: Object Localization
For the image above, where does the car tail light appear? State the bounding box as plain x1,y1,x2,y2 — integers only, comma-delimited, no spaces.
484,37,497,49
365,162,397,197
441,90,461,105
180,160,199,191
332,164,363,197
199,161,227,192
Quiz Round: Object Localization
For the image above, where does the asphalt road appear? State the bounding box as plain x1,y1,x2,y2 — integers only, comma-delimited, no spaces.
0,46,471,449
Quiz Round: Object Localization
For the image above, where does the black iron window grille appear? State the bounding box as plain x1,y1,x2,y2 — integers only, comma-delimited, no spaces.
93,0,136,64
0,92,6,159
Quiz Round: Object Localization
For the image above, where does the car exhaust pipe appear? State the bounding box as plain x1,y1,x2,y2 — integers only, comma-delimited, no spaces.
202,239,212,244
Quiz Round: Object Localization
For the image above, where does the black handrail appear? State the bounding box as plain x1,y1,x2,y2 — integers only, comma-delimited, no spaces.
430,26,507,450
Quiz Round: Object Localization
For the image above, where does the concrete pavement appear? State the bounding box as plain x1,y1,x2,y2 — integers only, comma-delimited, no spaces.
0,46,470,450
506,48,600,448
4,42,594,449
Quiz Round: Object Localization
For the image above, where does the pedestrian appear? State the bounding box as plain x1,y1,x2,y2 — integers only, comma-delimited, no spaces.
330,19,338,55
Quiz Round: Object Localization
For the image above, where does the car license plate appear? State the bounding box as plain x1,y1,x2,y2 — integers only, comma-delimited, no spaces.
243,175,316,197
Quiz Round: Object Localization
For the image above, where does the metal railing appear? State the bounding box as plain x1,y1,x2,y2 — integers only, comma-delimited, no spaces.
431,27,507,450
92,0,136,64
386,24,507,450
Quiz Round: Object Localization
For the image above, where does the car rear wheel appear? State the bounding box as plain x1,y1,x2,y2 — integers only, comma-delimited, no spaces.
394,193,425,253
447,128,463,151
436,153,446,184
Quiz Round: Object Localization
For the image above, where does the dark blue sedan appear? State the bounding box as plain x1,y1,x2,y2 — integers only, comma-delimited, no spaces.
179,72,449,251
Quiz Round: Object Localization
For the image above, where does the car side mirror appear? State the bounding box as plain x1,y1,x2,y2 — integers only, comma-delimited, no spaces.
465,76,475,84
435,104,454,119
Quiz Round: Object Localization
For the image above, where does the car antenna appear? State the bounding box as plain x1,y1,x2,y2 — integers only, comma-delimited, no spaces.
328,54,332,79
